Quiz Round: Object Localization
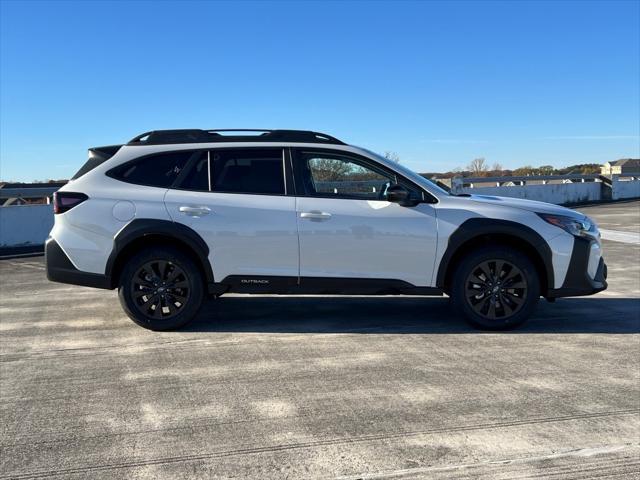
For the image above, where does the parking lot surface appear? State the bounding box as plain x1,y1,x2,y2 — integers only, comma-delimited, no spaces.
1,201,639,479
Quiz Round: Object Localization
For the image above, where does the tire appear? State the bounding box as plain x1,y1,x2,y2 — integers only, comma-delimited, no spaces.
450,246,540,330
118,246,204,331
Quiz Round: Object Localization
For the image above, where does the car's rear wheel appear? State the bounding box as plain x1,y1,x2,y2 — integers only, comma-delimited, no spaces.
451,246,540,330
118,247,204,331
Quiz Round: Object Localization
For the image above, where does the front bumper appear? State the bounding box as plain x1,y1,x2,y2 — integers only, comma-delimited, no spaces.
45,237,112,289
546,236,607,298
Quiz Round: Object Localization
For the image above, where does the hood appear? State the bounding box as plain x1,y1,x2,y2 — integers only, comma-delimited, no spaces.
464,194,586,219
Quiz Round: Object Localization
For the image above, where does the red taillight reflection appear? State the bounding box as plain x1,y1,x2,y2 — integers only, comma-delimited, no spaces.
53,192,88,214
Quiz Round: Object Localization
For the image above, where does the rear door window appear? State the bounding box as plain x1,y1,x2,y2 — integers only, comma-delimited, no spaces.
180,152,210,191
210,149,285,195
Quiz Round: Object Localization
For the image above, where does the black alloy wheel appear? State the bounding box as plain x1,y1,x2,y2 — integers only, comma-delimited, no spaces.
118,247,204,331
464,259,527,320
451,246,540,330
131,260,190,319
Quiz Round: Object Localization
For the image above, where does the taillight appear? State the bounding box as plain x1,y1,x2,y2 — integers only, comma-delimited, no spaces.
53,192,88,214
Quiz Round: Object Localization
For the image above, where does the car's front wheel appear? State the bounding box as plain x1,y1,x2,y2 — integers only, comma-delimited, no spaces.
118,247,204,331
450,246,540,330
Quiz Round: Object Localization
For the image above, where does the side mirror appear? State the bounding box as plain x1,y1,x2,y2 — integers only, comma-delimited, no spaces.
386,184,417,206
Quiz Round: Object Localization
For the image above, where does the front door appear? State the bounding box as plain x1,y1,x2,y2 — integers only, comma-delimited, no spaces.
293,148,438,287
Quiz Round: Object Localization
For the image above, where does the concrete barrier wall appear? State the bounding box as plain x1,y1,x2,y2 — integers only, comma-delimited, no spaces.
451,175,640,205
0,205,53,247
612,177,640,200
455,182,602,204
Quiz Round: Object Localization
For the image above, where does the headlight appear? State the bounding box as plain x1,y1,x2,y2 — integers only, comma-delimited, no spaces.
537,213,598,238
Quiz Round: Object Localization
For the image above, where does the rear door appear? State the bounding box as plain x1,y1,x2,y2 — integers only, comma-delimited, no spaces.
164,147,299,282
292,148,438,287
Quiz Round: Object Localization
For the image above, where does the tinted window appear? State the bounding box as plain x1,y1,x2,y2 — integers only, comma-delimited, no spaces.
109,151,194,187
301,153,394,199
181,152,210,191
72,146,122,180
211,149,284,195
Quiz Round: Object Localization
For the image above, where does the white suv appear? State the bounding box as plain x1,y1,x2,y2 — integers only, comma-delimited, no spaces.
45,129,607,330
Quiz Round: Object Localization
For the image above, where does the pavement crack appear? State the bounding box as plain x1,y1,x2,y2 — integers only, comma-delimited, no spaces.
2,409,639,479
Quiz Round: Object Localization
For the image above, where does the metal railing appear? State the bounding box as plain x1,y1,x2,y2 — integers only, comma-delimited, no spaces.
451,174,604,189
0,186,59,200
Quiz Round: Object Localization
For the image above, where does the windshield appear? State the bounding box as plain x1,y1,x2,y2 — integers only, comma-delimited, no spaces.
361,148,451,196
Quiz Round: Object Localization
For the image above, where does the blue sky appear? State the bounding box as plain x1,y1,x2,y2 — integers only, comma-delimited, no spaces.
1,0,638,181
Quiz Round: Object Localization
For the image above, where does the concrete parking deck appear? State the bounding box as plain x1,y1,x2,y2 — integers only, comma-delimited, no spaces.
1,201,639,479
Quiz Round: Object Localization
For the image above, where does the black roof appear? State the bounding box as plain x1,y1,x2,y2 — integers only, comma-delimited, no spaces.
608,158,640,168
127,129,346,146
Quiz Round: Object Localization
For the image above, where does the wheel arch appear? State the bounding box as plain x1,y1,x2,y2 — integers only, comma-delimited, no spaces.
106,219,214,289
436,218,554,294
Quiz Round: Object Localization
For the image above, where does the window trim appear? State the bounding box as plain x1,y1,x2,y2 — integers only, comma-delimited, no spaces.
284,147,296,196
282,149,287,196
207,151,212,192
291,147,432,203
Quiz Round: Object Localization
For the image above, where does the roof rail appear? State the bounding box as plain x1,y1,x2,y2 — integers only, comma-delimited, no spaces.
127,129,346,146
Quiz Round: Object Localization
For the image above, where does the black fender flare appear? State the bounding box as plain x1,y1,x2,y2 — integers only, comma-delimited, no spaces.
105,219,214,287
435,218,555,291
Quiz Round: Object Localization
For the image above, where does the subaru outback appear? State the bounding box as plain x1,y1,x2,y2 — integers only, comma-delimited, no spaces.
45,129,607,330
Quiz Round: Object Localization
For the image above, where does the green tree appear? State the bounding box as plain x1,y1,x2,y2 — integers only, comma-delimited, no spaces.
513,165,535,176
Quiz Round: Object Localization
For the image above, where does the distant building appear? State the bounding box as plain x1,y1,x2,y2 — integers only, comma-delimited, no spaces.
601,158,640,176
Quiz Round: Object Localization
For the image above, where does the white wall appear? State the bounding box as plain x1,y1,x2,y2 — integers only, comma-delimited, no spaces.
612,178,640,200
456,182,602,204
452,175,640,204
0,205,53,247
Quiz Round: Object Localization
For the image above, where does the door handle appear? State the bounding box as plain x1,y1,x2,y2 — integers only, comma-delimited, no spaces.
179,205,211,217
300,211,332,220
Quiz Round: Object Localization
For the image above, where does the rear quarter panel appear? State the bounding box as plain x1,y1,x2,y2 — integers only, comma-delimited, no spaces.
52,169,170,274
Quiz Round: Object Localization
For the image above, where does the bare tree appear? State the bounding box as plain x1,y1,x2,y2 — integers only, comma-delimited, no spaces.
467,157,488,175
491,162,503,173
383,151,400,163
310,158,353,181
